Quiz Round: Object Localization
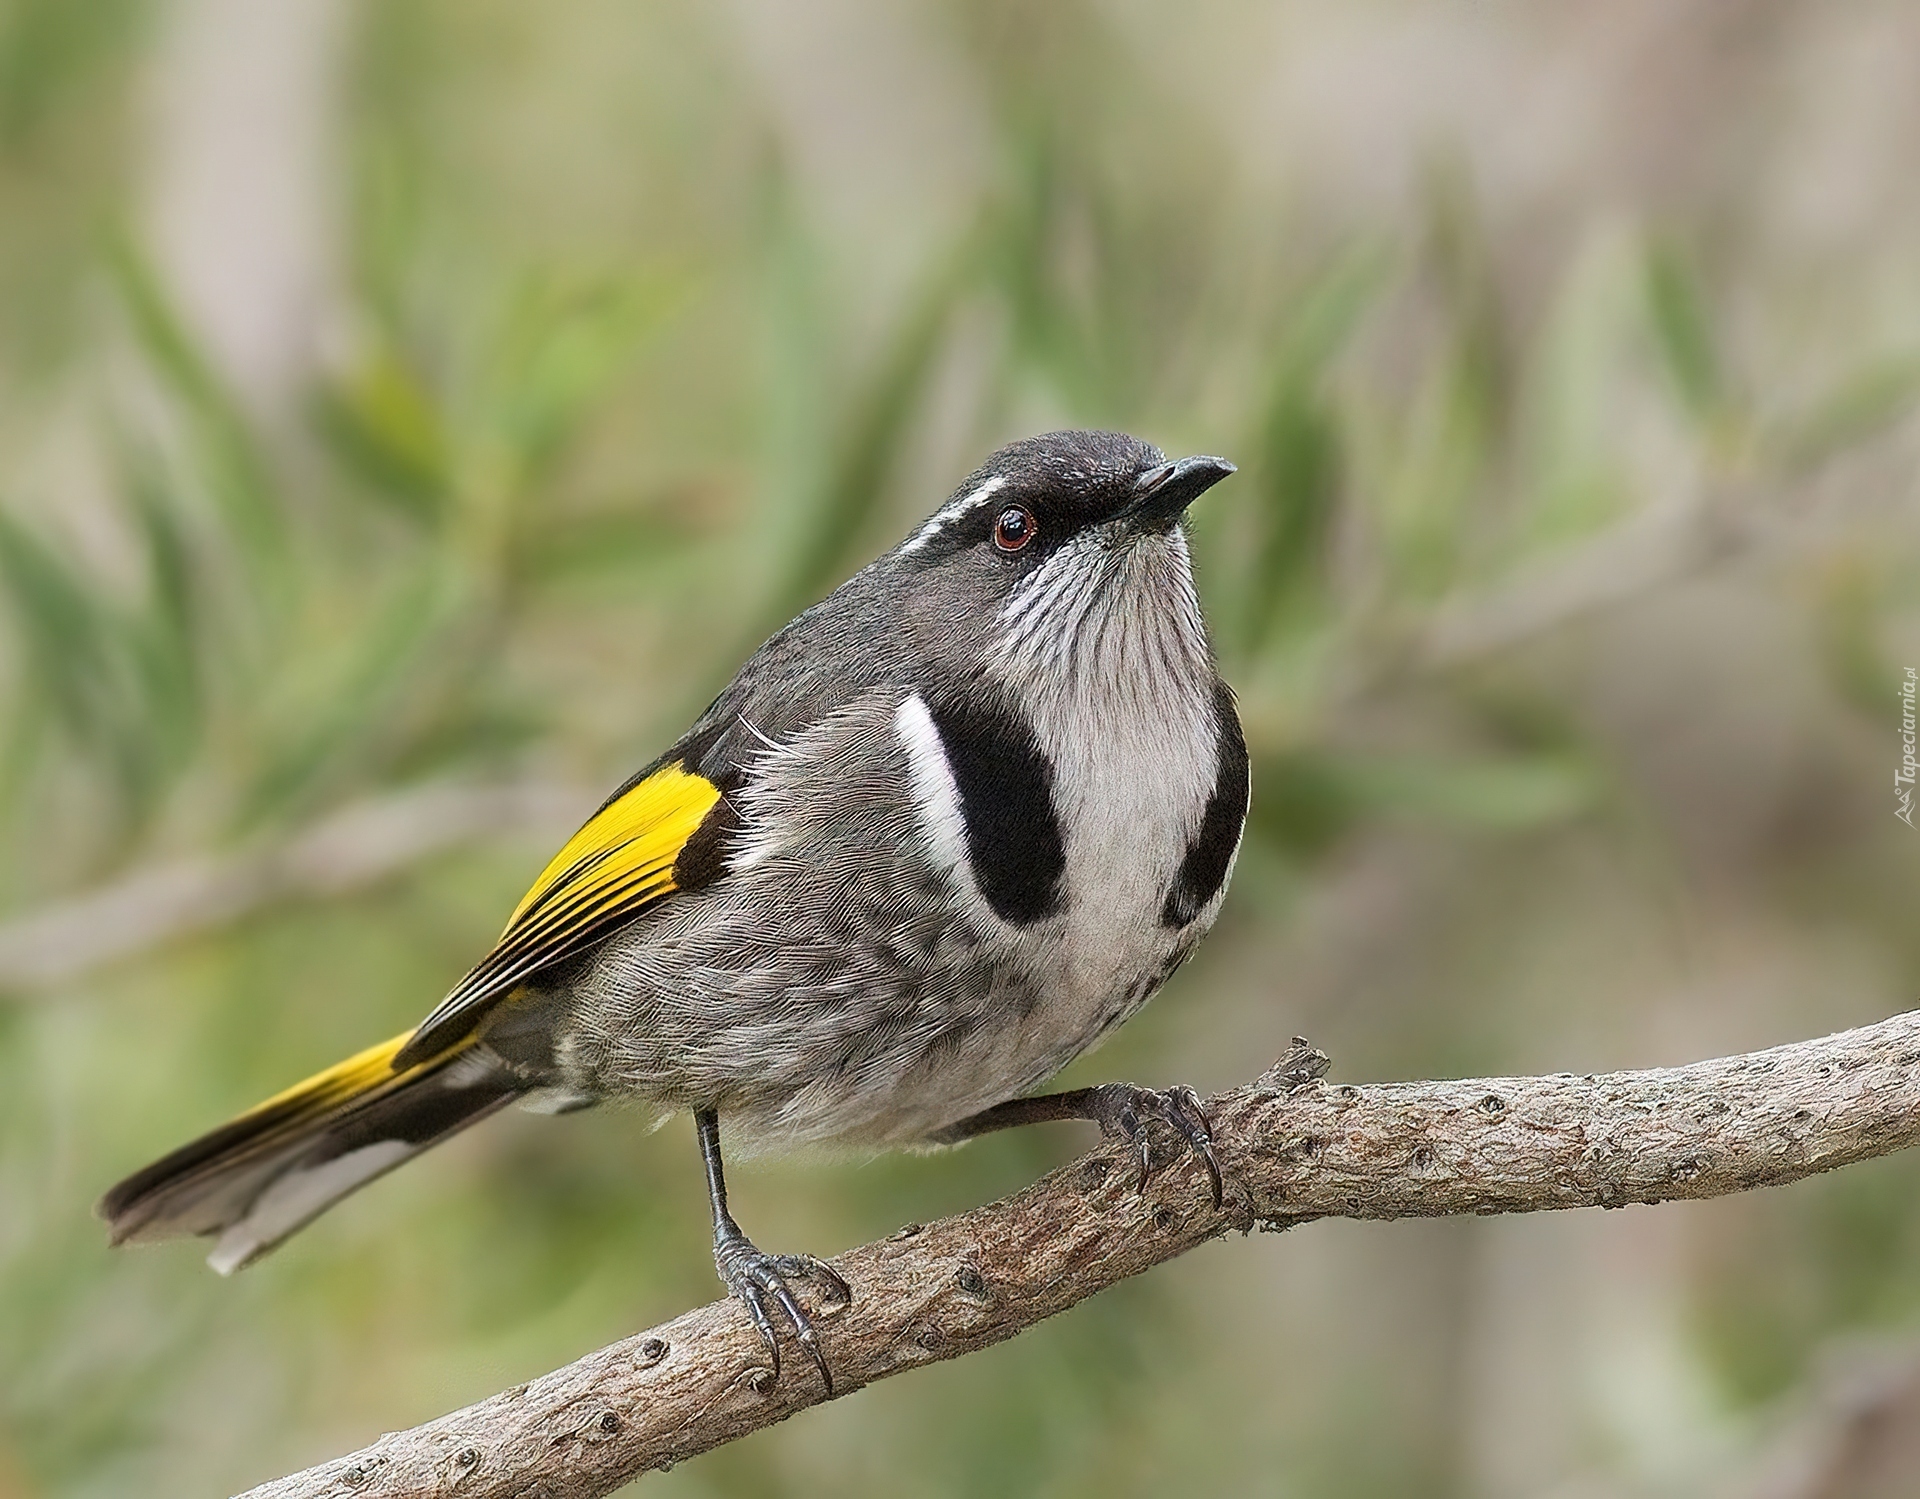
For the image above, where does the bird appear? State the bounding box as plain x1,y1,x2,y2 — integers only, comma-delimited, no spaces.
100,429,1249,1394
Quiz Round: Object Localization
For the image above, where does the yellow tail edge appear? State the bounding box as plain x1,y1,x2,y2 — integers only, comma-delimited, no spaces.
98,1027,461,1243
230,1030,419,1126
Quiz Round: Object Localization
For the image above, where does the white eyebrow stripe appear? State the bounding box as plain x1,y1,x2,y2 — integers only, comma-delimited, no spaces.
897,474,1007,558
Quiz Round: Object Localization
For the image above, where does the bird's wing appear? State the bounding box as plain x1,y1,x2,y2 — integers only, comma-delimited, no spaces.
393,760,724,1067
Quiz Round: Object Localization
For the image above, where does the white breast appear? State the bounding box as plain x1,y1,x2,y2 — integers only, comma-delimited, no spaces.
999,529,1221,1052
1035,647,1216,987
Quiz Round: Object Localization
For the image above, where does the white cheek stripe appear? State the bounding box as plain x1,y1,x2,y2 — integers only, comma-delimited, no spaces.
893,692,971,875
897,475,1007,558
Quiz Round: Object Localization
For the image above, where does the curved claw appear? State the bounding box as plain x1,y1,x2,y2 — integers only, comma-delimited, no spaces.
715,1236,846,1397
752,1264,831,1395
773,1254,852,1311
1087,1083,1223,1207
733,1272,782,1382
1117,1101,1151,1192
1164,1085,1224,1208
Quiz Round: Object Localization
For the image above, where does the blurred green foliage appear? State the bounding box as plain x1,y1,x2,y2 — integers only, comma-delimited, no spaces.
4,4,1920,1498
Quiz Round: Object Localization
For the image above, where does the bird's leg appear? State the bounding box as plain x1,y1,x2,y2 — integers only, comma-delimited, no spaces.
696,1108,849,1395
932,1083,1223,1207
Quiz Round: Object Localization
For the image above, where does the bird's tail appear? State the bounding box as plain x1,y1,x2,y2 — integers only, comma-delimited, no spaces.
98,1032,522,1274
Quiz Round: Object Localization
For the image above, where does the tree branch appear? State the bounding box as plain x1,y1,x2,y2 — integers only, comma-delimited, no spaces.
237,1012,1920,1499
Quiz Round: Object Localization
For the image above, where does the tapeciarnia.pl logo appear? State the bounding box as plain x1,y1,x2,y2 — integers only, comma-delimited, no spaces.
1900,667,1917,827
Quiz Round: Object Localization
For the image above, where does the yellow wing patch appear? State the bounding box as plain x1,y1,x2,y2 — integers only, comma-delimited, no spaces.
395,762,722,1066
507,762,721,928
239,1031,418,1122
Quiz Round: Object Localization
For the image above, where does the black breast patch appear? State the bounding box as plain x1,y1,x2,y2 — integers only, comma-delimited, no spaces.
1162,682,1250,928
926,693,1065,924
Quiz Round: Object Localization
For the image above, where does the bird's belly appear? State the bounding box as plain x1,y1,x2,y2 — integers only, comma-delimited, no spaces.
564,685,1221,1148
803,912,1190,1148
997,911,1192,1094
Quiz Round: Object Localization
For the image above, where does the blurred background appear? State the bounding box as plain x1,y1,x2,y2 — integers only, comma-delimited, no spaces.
3,2,1920,1495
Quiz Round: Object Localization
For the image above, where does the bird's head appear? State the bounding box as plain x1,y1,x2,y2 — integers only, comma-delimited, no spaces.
887,430,1236,689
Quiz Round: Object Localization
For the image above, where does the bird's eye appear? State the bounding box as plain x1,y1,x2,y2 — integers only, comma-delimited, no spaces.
992,506,1036,553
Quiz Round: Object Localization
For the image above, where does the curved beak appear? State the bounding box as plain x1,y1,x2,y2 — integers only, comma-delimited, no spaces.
1128,455,1237,531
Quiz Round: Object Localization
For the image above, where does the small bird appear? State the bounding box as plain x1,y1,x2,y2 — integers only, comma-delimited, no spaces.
101,430,1248,1392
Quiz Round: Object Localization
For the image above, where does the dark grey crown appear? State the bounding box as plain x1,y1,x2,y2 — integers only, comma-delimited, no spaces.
895,430,1169,567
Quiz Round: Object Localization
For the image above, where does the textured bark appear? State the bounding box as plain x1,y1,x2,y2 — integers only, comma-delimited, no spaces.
238,1013,1920,1499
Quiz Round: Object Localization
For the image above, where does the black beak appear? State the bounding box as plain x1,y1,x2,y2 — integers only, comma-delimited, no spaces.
1128,455,1237,531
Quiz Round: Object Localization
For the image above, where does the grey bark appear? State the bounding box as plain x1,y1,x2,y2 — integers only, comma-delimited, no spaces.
238,1012,1920,1499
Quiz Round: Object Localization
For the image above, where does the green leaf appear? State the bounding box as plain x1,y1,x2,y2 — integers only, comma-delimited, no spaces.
107,236,291,587
1808,551,1898,718
1249,746,1596,858
238,567,468,824
0,504,175,828
484,270,677,492
0,0,146,148
115,456,205,775
0,504,116,740
1247,748,1369,858
1644,237,1726,431
1344,752,1597,830
1241,247,1390,645
760,247,971,628
314,342,451,520
517,501,702,592
1778,352,1920,473
1423,156,1511,443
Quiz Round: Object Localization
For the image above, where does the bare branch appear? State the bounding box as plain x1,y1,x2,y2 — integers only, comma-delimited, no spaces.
0,781,591,994
236,1012,1920,1499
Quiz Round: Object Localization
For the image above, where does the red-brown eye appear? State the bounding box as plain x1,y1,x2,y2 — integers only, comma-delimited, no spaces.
992,505,1036,553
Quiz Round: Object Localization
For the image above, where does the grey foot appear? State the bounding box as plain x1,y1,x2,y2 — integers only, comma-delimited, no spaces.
713,1229,850,1395
1084,1082,1223,1207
